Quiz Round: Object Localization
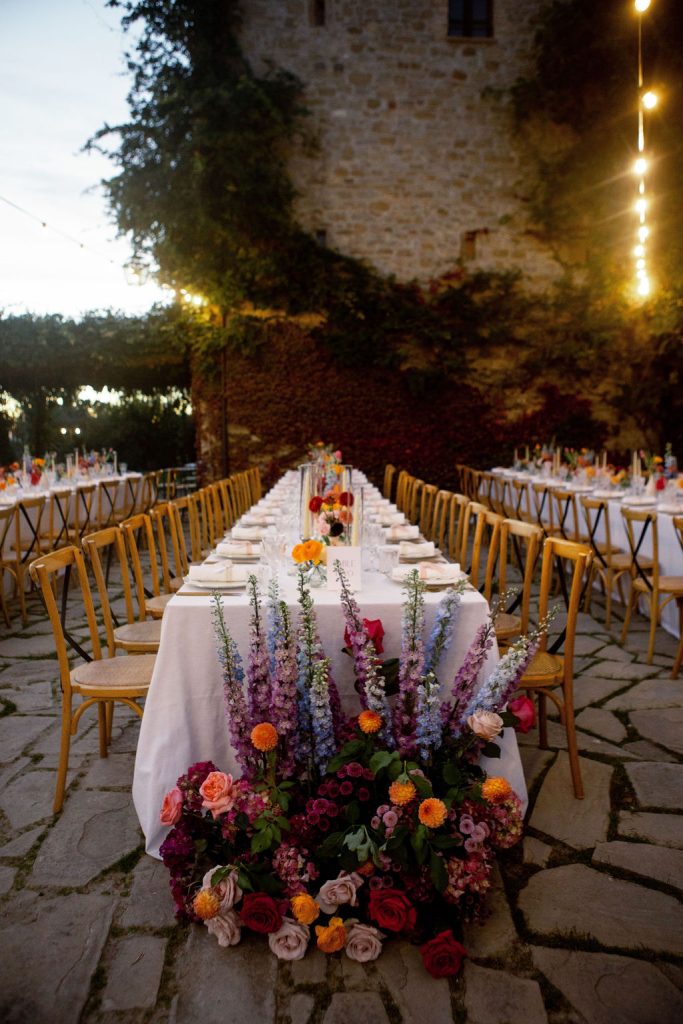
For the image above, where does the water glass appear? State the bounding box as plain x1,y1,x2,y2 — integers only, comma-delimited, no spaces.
378,545,399,576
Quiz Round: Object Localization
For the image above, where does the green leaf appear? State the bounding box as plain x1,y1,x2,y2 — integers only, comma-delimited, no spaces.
411,825,428,865
345,800,361,825
443,762,466,787
274,816,290,830
237,869,254,892
210,865,232,886
410,773,433,796
430,849,449,892
251,826,273,854
431,835,463,851
481,741,501,759
317,831,346,859
369,750,398,776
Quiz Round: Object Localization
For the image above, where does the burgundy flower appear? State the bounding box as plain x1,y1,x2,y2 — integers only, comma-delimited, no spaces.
368,889,417,933
309,495,324,513
239,893,283,934
420,931,467,978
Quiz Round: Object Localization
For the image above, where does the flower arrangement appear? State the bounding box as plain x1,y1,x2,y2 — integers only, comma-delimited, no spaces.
0,462,19,491
159,569,533,977
308,488,354,545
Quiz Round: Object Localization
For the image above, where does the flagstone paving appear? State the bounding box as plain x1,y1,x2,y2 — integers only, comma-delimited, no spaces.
0,588,682,1023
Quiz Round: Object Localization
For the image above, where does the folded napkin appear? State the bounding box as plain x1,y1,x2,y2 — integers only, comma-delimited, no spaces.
231,525,265,540
399,540,435,558
624,496,656,506
656,503,683,515
391,562,463,584
216,540,261,558
187,563,247,584
386,524,419,541
378,512,406,526
592,490,619,499
241,513,277,527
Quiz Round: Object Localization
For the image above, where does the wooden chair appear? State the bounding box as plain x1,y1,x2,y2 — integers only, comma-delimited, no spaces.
458,500,485,574
0,506,19,626
516,537,593,798
82,528,161,654
217,478,238,531
495,519,543,647
140,471,161,513
469,506,504,600
510,479,535,523
531,482,557,537
418,483,439,538
672,516,683,678
620,508,683,664
121,513,174,619
580,496,646,630
207,483,227,541
29,545,155,812
246,466,262,504
150,503,185,593
38,488,72,553
69,483,97,546
407,478,424,524
11,495,46,623
446,493,469,564
429,490,453,552
97,478,122,529
186,491,211,562
382,464,396,501
395,470,411,514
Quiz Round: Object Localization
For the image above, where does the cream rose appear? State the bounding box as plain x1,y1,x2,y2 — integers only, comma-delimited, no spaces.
201,866,242,912
317,871,364,914
159,786,183,826
199,771,240,818
345,922,384,963
268,917,310,961
467,710,504,742
206,908,241,947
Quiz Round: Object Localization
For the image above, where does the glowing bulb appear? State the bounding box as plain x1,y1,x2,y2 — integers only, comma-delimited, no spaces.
633,157,648,175
634,244,645,257
75,427,81,435
638,226,649,242
642,91,658,110
637,277,651,297
635,198,647,215
636,258,646,270
60,427,67,435
635,0,651,12
636,267,647,279
639,180,645,194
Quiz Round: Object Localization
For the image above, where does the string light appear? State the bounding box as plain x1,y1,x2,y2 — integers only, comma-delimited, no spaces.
632,0,656,300
0,193,117,266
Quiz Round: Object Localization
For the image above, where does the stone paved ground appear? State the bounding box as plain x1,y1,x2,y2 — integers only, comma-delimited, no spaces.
1,586,682,1024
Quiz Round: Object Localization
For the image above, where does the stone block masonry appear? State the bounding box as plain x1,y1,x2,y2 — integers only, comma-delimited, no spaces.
238,0,561,286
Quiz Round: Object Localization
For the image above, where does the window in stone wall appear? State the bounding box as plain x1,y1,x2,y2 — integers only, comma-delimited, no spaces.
447,0,493,38
309,0,326,27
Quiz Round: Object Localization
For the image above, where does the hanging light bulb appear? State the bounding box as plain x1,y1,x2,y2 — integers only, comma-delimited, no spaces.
638,225,649,242
635,0,651,12
635,198,647,215
637,277,651,297
633,157,648,175
634,244,645,258
642,90,658,109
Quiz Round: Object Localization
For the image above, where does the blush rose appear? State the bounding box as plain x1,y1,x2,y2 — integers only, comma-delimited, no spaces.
159,786,183,826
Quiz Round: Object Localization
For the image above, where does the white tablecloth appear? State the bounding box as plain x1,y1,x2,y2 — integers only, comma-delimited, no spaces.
133,488,528,857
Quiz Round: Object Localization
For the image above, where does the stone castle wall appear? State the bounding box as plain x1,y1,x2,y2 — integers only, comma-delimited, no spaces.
237,0,560,285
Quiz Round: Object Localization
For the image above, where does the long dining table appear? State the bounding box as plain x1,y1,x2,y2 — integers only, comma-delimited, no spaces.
133,472,528,857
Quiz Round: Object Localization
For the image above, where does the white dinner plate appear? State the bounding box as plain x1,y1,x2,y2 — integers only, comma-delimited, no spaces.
182,576,247,591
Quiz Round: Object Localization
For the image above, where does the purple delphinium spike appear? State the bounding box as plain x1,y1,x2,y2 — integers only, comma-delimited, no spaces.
211,593,256,777
295,570,323,771
443,621,495,737
464,635,540,718
334,561,393,746
267,583,299,777
423,581,466,676
310,656,336,773
246,575,271,724
415,669,443,761
394,569,426,758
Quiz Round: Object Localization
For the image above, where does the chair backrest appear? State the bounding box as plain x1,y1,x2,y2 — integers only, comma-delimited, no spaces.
82,527,138,656
430,489,453,550
121,512,162,614
407,478,424,524
382,464,396,501
478,472,499,513
550,489,581,542
29,545,104,698
196,487,215,549
620,506,659,590
537,537,592,678
232,472,251,516
469,506,503,600
218,478,238,531
511,478,531,521
168,498,191,576
97,479,121,529
140,471,161,513
0,505,17,565
246,466,262,504
418,483,439,537
120,474,141,520
395,470,411,514
460,466,481,502
186,492,205,562
16,495,46,565
150,502,184,589
207,483,226,540
531,482,555,535
580,496,616,567
73,483,96,543
499,518,543,635
447,493,469,563
41,488,72,552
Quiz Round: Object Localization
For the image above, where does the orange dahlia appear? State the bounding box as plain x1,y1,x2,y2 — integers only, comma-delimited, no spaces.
251,722,278,752
358,710,382,734
193,888,221,920
316,916,347,953
389,779,417,806
482,777,512,804
292,543,307,564
290,893,320,925
303,539,324,564
418,798,448,829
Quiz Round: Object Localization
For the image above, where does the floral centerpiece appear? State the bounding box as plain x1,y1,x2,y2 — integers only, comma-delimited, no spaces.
308,488,355,545
159,568,535,977
0,462,19,492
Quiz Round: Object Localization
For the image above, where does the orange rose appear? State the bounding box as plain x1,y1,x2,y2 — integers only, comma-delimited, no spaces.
418,798,448,829
292,543,307,564
251,722,278,752
316,916,347,953
291,893,320,925
303,539,323,564
358,710,382,734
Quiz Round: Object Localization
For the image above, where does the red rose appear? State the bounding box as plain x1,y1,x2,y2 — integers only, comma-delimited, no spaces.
655,476,666,491
309,495,324,513
338,491,354,507
368,889,416,933
239,892,283,934
508,695,536,734
344,618,385,655
420,930,467,978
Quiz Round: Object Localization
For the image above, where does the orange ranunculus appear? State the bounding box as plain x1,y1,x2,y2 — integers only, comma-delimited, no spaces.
332,464,343,475
482,777,513,804
251,722,278,752
33,457,45,467
193,888,221,920
292,543,307,563
316,916,347,953
290,893,320,925
418,798,448,829
358,710,382,734
303,539,323,564
356,860,375,877
0,481,5,491
389,779,417,806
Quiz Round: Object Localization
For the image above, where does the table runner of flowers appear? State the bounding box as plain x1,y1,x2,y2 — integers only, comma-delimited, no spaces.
158,567,538,978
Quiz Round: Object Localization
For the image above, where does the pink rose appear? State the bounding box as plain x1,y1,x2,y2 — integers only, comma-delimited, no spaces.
467,710,504,741
202,866,242,911
159,786,183,826
334,450,342,461
317,516,331,537
206,908,241,947
317,871,364,914
199,771,240,819
345,922,383,963
268,917,310,960
508,695,536,734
